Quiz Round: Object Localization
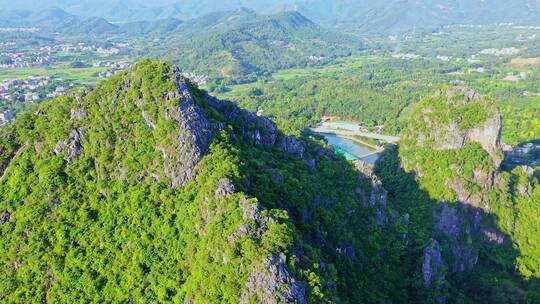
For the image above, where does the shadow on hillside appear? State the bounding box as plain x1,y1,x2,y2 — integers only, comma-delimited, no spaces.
502,139,540,173
373,145,540,303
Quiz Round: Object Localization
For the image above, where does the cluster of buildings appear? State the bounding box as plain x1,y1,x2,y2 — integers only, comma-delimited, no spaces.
478,47,520,56
0,41,16,47
392,53,420,60
40,43,122,56
0,52,50,68
181,73,208,86
0,76,68,103
0,110,15,125
95,61,133,78
92,61,131,68
309,55,325,62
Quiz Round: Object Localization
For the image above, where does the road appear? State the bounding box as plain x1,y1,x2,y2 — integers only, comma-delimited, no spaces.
0,144,24,181
310,127,401,143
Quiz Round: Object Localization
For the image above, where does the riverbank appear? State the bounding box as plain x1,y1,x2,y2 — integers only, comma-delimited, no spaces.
339,135,382,150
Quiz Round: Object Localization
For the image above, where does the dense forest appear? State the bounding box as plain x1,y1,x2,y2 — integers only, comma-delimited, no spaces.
0,1,539,302
0,60,538,303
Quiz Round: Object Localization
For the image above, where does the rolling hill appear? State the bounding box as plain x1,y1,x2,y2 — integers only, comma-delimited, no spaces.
1,0,539,32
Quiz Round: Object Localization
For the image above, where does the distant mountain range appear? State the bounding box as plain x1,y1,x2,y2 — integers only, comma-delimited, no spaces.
1,0,540,32
158,10,360,77
0,8,360,77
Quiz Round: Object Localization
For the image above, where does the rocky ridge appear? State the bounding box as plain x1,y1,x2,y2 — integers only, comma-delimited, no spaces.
0,60,405,303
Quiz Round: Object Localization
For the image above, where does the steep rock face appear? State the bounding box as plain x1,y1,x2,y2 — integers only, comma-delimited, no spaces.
429,87,502,166
54,129,85,165
205,93,307,160
161,71,213,186
422,239,444,288
0,210,10,224
434,203,479,273
241,254,307,304
401,87,503,206
1,60,410,303
398,86,529,301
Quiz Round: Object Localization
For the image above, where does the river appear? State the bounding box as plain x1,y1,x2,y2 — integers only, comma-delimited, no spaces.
322,134,380,165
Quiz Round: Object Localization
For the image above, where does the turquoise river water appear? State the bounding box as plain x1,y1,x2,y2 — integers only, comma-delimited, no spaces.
322,134,379,165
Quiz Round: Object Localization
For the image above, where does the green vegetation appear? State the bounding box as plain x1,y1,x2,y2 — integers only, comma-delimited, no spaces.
212,24,540,145
150,11,360,78
0,60,409,303
375,89,540,302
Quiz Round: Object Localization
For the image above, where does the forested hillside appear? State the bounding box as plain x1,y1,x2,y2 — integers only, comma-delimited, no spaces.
376,87,540,302
1,60,538,303
0,60,406,303
2,0,539,31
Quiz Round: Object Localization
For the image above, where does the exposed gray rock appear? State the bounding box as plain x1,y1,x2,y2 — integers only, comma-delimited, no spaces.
161,72,213,187
141,110,156,129
215,178,235,197
70,108,87,121
517,166,535,197
439,86,484,103
481,228,506,245
267,169,284,183
450,242,477,273
34,142,43,153
375,208,389,226
406,87,504,209
240,253,307,304
239,199,272,239
241,200,261,222
422,239,444,287
431,88,503,167
433,203,479,273
466,113,503,167
279,136,305,159
227,224,251,243
0,210,11,224
206,94,279,146
337,244,357,261
435,203,460,238
54,129,85,165
353,160,388,208
204,93,315,165
304,158,316,170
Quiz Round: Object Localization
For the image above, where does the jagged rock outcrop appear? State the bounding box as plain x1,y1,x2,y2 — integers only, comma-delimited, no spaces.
516,166,536,197
430,87,502,166
54,129,85,165
1,60,459,303
241,253,307,304
422,239,444,288
161,71,213,186
70,108,87,121
204,93,309,161
401,87,504,207
215,178,235,197
400,86,526,301
353,160,390,227
353,160,388,207
0,210,10,225
279,136,306,159
235,199,307,303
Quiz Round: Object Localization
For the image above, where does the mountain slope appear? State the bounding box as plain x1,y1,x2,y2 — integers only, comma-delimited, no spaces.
0,8,118,35
158,11,360,77
1,61,539,303
1,0,539,31
0,60,408,303
375,87,540,302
